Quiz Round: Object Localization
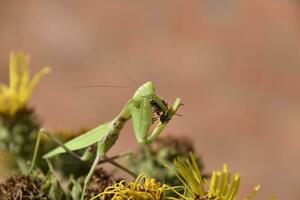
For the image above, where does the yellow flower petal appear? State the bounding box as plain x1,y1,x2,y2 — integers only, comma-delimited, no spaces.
0,51,50,116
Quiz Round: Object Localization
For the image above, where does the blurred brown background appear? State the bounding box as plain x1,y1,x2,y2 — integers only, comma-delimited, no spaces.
0,1,299,199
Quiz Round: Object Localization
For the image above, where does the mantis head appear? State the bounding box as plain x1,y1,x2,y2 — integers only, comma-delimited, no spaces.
132,81,155,102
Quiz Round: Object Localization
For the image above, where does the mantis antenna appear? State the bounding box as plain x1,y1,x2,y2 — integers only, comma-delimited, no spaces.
118,67,138,86
70,85,132,90
70,67,137,90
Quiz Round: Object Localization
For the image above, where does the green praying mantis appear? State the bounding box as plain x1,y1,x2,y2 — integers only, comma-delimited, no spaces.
30,81,182,200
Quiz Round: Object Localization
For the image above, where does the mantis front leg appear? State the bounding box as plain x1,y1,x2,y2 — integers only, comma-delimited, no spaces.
130,96,182,145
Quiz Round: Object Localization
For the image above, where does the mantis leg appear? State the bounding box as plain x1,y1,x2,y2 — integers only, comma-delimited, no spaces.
130,96,152,144
30,128,85,173
29,128,43,173
148,98,182,143
130,97,182,144
103,155,136,177
29,128,90,174
81,154,102,200
147,97,182,143
40,128,84,161
80,159,135,199
80,141,136,200
97,152,131,165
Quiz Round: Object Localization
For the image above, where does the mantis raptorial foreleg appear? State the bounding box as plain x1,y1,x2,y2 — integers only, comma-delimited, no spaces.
130,96,182,144
36,81,182,200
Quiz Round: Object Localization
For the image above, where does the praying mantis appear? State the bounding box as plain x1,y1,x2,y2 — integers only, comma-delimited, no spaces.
30,81,182,200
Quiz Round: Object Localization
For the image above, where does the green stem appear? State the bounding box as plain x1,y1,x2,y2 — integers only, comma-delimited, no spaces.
29,129,42,173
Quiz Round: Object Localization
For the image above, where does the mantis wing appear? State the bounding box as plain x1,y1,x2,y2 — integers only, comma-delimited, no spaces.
43,123,110,159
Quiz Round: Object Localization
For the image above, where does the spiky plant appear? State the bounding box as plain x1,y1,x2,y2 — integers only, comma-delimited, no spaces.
128,136,204,186
0,52,50,171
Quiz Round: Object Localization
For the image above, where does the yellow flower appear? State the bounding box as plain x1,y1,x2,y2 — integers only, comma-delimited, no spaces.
0,52,50,116
171,152,205,200
93,173,176,200
171,153,261,200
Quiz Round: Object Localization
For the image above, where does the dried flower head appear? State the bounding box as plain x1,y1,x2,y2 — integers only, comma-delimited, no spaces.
0,174,46,200
0,52,50,116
